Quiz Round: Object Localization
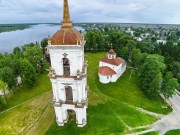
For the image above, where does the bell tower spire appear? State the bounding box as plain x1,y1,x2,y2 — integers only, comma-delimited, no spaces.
61,0,73,29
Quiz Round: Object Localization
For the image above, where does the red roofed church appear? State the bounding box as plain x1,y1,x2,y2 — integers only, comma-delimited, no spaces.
98,49,126,84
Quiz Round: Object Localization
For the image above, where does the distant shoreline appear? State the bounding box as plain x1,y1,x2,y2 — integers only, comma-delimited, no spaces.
0,22,179,26
0,24,34,33
0,23,79,33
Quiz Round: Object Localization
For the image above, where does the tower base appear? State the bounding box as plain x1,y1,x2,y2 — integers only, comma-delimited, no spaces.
54,104,87,127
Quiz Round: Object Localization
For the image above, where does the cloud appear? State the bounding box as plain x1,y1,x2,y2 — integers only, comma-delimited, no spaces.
0,0,179,24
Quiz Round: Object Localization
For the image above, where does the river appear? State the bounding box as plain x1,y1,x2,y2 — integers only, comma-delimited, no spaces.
0,24,83,53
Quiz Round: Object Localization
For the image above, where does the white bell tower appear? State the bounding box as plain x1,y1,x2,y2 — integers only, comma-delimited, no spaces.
47,0,88,127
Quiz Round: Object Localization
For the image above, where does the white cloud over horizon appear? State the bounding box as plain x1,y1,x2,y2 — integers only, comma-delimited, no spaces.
0,0,180,24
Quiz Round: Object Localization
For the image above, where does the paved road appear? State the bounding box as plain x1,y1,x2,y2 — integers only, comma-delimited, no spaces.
152,93,180,135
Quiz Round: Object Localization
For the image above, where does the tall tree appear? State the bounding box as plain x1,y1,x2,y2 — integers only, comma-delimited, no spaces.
161,72,179,98
41,38,48,54
0,67,16,89
19,58,37,87
138,55,166,99
23,46,47,73
118,46,129,60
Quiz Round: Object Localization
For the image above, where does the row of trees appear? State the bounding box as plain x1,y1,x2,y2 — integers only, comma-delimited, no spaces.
85,29,179,99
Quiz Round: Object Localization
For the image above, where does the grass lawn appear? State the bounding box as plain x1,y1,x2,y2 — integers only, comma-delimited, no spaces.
0,72,51,111
0,91,54,135
45,52,172,135
165,129,180,135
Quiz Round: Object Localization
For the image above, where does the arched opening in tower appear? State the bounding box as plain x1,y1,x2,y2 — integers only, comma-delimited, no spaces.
67,110,76,124
63,58,70,76
65,86,73,102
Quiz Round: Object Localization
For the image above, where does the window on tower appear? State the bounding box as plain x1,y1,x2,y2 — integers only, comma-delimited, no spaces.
65,86,73,102
63,58,70,76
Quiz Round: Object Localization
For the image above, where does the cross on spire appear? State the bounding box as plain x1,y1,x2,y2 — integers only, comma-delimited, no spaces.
61,0,73,29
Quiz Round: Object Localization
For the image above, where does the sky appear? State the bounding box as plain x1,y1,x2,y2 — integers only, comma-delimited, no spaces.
0,0,180,24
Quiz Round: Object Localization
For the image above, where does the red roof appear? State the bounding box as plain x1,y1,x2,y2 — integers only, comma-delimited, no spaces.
51,28,83,45
108,49,116,54
99,66,117,76
100,57,122,66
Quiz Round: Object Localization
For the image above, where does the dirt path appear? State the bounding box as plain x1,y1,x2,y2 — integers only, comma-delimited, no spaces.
137,107,164,119
151,93,180,135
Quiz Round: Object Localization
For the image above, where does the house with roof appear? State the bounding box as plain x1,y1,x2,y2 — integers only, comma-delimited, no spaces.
98,49,126,84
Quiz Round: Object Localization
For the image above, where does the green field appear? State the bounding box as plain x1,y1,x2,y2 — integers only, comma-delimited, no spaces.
0,52,172,135
1,73,51,111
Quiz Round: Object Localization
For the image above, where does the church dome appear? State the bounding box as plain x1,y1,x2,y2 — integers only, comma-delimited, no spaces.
51,28,83,45
108,49,116,54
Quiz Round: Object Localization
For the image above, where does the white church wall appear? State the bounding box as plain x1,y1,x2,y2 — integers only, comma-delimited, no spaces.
99,74,118,84
58,78,78,102
82,79,87,101
49,51,63,75
62,107,68,123
99,74,110,84
110,75,117,82
55,107,64,126
48,45,85,77
50,79,59,102
117,65,126,78
76,107,87,127
51,77,87,103
76,81,83,103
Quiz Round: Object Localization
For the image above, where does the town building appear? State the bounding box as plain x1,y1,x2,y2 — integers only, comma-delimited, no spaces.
134,37,143,42
47,0,88,127
157,40,167,44
98,49,126,84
